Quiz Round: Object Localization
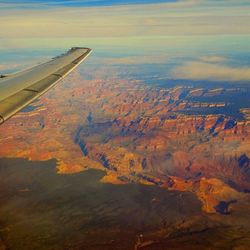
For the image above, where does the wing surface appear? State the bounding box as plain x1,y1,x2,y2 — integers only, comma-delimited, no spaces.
0,47,91,124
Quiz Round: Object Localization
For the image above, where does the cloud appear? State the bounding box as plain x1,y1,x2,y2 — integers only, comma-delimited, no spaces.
102,55,169,65
0,0,250,41
172,61,250,82
0,63,22,72
0,0,250,56
200,56,226,63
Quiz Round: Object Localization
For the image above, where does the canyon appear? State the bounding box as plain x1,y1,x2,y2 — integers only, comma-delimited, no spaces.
0,69,249,249
0,71,249,213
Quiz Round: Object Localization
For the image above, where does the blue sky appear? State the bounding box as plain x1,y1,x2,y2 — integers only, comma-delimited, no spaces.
0,0,176,8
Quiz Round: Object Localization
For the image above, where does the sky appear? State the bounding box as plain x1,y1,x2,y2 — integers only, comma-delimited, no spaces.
0,0,250,48
0,0,177,7
0,0,250,82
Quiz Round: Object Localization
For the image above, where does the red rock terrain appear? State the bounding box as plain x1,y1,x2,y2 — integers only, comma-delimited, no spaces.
0,70,249,215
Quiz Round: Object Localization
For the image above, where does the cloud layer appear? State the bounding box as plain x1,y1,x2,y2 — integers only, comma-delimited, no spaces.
172,61,250,82
0,0,250,41
1,0,250,84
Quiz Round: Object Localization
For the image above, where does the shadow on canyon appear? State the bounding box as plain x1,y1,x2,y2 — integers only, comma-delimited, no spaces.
0,158,249,250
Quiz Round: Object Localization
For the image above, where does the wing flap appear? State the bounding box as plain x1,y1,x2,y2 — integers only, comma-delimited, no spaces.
25,75,60,93
0,47,91,124
0,90,36,123
53,62,76,77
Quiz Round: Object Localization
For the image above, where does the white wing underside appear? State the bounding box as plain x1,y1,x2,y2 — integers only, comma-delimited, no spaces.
0,47,91,124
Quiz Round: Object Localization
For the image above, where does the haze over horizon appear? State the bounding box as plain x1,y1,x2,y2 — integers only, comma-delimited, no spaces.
1,0,250,82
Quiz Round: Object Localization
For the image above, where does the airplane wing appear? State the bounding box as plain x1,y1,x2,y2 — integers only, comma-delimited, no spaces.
0,47,91,125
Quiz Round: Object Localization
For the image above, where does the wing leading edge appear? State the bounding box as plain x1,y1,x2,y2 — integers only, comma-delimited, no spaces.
0,47,91,125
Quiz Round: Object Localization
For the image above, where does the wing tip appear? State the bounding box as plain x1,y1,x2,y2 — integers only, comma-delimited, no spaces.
70,47,92,52
52,47,92,60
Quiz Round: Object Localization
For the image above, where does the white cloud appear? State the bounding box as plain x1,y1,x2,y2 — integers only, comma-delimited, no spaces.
172,61,250,82
199,56,226,63
102,55,169,65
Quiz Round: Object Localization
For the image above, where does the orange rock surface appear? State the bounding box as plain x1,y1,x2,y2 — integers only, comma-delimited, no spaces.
0,70,249,213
